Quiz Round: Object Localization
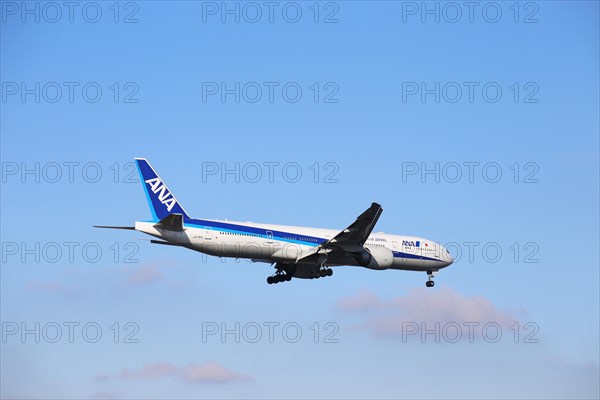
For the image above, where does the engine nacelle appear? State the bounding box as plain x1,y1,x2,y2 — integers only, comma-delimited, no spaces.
355,246,394,270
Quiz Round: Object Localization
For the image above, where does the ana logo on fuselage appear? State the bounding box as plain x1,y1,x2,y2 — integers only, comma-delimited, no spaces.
145,177,176,212
402,240,420,247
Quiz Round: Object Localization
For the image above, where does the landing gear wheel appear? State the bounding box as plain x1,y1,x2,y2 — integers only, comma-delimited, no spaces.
426,270,436,287
267,266,293,285
317,266,333,278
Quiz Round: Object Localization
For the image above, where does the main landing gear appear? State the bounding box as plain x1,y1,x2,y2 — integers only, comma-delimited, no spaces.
267,269,292,284
425,270,436,287
311,267,333,279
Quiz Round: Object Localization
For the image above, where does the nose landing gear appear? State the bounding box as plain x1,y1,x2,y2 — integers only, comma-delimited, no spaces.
426,270,436,287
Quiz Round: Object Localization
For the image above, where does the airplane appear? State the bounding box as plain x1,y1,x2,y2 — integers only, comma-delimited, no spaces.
95,158,454,287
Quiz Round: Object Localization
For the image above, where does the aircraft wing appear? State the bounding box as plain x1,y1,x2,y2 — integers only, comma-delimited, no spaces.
296,202,382,264
326,202,382,248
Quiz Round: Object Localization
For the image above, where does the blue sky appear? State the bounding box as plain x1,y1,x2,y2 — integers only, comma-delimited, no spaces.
1,1,599,398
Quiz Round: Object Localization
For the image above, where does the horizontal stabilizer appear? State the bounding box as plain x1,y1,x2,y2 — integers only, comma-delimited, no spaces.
94,226,136,230
150,240,180,246
154,213,185,231
250,258,273,264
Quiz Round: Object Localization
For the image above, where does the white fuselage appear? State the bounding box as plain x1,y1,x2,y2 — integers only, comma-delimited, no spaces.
135,219,454,272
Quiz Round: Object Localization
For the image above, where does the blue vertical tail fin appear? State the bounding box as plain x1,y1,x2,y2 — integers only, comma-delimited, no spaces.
135,158,190,221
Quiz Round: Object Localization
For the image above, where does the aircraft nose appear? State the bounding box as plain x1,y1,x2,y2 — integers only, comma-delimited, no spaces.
441,245,454,266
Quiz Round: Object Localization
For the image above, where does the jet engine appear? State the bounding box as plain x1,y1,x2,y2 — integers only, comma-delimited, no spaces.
354,246,394,270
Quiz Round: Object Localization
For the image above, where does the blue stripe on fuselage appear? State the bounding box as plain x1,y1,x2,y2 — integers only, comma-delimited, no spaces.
392,251,445,263
183,218,326,246
179,219,444,262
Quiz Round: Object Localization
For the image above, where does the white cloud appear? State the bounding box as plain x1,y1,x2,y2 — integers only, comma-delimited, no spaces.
88,390,125,399
101,361,252,385
338,287,521,339
127,264,163,285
